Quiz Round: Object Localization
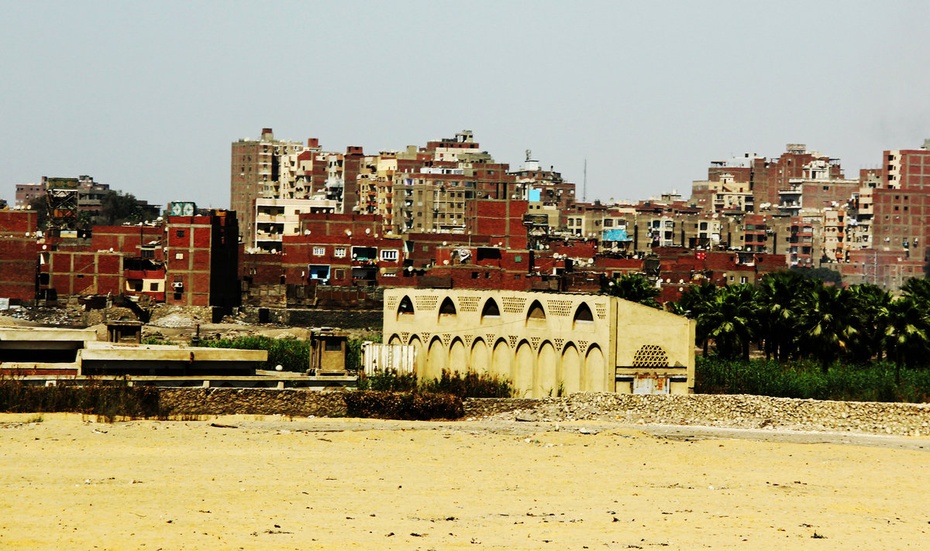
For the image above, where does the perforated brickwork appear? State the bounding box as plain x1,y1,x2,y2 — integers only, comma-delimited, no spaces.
416,295,438,311
632,345,669,367
595,303,607,320
546,300,573,317
578,340,589,353
400,332,410,344
459,296,481,313
442,333,451,346
486,334,498,347
501,296,527,314
530,336,541,350
508,335,519,349
386,296,398,310
554,338,565,351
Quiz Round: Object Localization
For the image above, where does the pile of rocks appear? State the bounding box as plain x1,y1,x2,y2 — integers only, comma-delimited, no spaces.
476,393,930,437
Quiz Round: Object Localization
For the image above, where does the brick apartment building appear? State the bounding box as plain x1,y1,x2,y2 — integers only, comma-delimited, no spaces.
0,211,39,302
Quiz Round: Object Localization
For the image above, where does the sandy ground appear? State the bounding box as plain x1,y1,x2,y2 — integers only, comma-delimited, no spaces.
2,414,929,550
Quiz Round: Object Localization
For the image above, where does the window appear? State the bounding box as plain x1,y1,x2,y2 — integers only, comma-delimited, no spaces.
334,247,346,258
149,282,159,291
175,253,184,260
176,230,185,238
313,246,326,256
380,249,399,262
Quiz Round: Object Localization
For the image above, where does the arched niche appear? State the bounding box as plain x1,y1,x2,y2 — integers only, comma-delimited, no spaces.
561,343,582,395
514,340,535,398
535,341,557,398
572,303,594,330
448,337,467,373
526,300,546,328
481,298,501,322
470,338,489,372
583,345,605,392
491,338,510,380
397,295,415,320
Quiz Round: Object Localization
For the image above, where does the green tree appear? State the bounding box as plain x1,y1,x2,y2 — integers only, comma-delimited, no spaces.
756,271,809,362
845,283,892,361
884,296,930,382
602,273,661,309
900,277,930,305
797,284,856,371
677,280,719,355
701,283,758,360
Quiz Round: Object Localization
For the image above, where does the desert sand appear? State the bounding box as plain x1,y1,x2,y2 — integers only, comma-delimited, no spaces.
2,413,929,550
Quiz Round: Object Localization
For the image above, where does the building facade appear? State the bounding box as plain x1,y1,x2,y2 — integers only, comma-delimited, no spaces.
382,288,695,398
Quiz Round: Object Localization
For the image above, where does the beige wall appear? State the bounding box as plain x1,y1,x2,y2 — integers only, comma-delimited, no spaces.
383,288,695,398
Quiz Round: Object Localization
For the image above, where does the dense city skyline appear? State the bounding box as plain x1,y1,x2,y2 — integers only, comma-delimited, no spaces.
2,1,928,209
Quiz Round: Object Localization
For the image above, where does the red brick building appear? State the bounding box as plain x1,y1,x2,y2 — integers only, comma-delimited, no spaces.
0,211,39,302
165,211,240,307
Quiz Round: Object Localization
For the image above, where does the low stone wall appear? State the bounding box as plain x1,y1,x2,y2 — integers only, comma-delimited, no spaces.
159,388,348,417
153,390,930,437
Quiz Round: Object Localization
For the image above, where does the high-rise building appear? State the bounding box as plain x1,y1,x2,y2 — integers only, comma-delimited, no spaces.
230,128,303,249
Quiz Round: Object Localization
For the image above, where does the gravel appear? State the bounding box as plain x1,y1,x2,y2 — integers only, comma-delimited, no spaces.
471,393,930,438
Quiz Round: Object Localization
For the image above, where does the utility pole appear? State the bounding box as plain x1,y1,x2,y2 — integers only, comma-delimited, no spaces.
583,159,587,203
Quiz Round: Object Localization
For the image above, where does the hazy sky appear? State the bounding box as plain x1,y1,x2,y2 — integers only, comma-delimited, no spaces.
2,1,928,210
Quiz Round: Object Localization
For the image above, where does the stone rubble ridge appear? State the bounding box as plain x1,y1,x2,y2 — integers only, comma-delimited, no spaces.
478,393,930,437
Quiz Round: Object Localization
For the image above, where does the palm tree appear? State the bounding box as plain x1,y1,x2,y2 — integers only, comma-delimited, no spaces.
756,271,808,362
884,296,930,383
845,283,891,361
701,283,758,360
603,273,661,309
900,277,930,305
677,280,719,355
797,284,856,371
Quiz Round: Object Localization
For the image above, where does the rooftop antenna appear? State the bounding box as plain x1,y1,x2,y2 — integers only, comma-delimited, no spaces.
583,158,587,202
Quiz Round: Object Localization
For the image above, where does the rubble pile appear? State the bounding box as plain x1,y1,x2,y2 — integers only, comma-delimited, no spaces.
148,313,197,329
479,393,930,437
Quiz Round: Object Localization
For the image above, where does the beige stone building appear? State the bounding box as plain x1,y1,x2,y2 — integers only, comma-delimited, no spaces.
382,288,695,398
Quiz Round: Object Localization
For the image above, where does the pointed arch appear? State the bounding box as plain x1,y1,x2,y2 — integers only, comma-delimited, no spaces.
561,343,582,395
470,338,489,373
448,337,467,373
397,295,415,320
583,344,605,392
535,341,557,398
526,299,547,328
572,302,594,330
426,336,446,382
481,298,501,321
388,334,402,345
514,340,535,398
439,296,457,315
491,338,511,379
527,299,546,320
408,335,425,378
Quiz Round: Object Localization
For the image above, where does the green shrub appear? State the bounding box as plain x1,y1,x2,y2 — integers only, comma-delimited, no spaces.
695,357,930,402
196,335,310,372
0,377,164,422
357,369,515,398
422,369,515,398
357,369,418,392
